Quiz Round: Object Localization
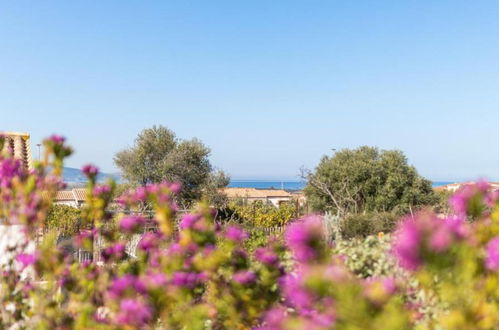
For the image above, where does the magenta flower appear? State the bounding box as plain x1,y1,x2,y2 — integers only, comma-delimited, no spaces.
393,213,469,270
179,214,201,230
144,273,168,287
485,237,499,271
108,275,136,298
47,134,66,144
93,184,111,197
254,247,279,266
16,253,37,269
449,181,490,217
134,186,148,202
169,182,182,194
101,243,126,261
392,217,423,270
260,307,287,330
116,299,152,326
119,215,146,233
225,225,248,241
285,215,325,263
171,271,205,288
138,232,161,251
381,277,397,295
280,274,314,311
82,164,99,178
233,270,256,285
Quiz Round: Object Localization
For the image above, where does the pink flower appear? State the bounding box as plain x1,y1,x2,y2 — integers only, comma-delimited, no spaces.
138,232,161,251
285,215,325,263
393,213,469,270
47,134,65,144
16,253,37,269
392,217,423,270
225,225,248,241
144,273,167,287
116,299,152,326
179,214,201,230
382,277,397,295
233,270,256,285
108,275,146,298
119,215,146,233
171,271,206,288
260,307,287,330
449,181,489,216
82,164,99,178
254,247,278,266
485,237,499,271
280,274,313,311
93,184,111,197
101,243,126,261
134,186,148,202
108,275,136,298
169,182,182,194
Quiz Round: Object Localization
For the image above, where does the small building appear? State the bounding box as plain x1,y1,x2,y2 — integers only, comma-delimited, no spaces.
222,187,294,207
53,188,87,208
435,181,499,193
0,132,34,272
0,131,33,170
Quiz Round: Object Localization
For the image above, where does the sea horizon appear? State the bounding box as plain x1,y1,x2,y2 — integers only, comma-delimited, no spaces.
228,180,455,191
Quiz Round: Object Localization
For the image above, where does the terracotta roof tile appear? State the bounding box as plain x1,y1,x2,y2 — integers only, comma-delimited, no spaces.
55,190,75,201
72,188,87,201
222,187,292,198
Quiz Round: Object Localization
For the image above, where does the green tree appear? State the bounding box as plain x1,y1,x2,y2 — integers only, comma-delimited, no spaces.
303,146,437,215
114,125,229,208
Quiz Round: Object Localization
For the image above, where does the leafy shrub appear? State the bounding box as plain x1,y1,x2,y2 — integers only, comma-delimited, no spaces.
334,234,399,278
45,204,82,236
340,212,400,239
227,200,298,227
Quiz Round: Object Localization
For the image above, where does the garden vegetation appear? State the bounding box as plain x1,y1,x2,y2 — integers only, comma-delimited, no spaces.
0,136,498,329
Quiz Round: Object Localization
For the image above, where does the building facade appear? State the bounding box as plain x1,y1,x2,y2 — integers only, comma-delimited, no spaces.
1,131,33,170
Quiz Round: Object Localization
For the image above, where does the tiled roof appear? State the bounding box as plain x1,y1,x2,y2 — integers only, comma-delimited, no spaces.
1,132,33,170
53,188,87,203
222,187,292,199
72,188,87,201
55,190,75,201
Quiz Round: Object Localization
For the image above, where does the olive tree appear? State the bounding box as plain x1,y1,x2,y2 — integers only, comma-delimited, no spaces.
114,125,229,208
303,146,437,215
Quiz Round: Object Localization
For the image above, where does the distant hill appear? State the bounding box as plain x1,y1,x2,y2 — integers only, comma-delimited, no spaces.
62,167,121,184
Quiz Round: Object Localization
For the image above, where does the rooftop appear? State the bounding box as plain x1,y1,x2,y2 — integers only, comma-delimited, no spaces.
222,187,292,199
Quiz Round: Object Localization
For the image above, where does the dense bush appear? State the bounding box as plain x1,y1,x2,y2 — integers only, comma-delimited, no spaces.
227,200,298,227
304,146,438,214
1,136,499,329
334,234,398,278
339,212,400,239
45,204,82,236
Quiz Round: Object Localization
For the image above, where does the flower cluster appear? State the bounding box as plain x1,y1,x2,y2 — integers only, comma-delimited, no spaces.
393,212,469,270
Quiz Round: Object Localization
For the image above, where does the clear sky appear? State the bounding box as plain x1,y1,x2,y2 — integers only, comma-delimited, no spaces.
1,1,498,181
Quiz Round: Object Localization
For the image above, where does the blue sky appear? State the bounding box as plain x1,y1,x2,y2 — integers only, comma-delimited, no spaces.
1,1,498,181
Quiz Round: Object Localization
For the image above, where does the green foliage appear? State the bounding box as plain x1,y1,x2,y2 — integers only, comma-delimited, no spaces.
45,204,82,236
340,212,400,239
334,235,400,278
433,190,452,214
228,200,297,227
304,146,438,214
244,228,271,253
114,125,229,207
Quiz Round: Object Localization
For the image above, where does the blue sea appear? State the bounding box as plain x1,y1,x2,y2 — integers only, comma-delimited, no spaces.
229,180,453,191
